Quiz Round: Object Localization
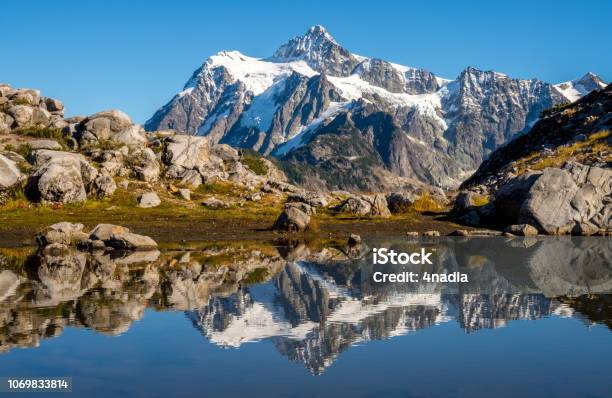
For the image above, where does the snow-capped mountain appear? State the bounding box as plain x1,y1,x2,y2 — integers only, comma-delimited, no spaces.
146,26,606,190
553,72,607,102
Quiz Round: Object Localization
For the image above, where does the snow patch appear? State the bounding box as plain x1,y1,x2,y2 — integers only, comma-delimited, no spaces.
207,50,317,96
274,102,351,156
327,74,448,129
554,74,606,103
239,78,287,131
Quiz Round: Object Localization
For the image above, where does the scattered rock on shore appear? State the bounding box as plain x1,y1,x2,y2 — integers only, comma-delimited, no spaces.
505,224,539,236
138,192,161,208
274,206,311,232
448,229,469,236
36,222,157,251
104,232,158,250
201,197,229,209
36,222,88,246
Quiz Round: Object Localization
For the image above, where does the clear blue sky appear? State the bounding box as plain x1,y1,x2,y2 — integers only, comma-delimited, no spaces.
2,0,610,123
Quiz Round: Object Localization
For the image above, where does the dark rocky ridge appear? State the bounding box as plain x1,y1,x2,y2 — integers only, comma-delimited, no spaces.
463,84,612,189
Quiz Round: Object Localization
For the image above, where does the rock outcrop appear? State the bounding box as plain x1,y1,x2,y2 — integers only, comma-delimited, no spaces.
481,163,611,234
0,154,24,191
333,194,391,217
25,150,98,204
463,84,612,190
1,84,295,210
0,84,65,132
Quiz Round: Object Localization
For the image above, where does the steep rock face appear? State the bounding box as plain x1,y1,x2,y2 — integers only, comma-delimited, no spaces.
443,67,567,169
354,58,439,94
145,26,605,190
145,65,235,135
279,103,460,189
221,73,344,154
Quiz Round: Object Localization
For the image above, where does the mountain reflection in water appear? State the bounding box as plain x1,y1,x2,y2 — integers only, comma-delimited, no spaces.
0,237,610,375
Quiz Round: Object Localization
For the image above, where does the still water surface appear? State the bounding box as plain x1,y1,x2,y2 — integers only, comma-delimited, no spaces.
0,237,610,397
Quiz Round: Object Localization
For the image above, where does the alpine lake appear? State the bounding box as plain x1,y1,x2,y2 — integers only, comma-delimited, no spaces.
0,236,610,397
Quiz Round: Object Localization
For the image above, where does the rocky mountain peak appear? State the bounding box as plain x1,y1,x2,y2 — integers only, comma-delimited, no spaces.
144,30,606,191
574,72,606,91
553,72,606,102
306,25,337,43
271,25,360,77
273,25,338,59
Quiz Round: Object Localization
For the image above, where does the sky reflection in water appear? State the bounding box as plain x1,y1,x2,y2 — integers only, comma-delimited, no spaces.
0,236,610,397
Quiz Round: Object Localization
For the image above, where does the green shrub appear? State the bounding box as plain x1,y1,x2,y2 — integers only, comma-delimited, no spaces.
15,143,33,158
241,151,268,176
15,126,64,140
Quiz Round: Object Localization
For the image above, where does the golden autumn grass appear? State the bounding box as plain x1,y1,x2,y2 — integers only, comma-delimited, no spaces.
515,130,611,176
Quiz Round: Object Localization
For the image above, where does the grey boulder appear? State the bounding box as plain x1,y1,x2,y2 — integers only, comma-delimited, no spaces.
366,194,391,218
27,161,87,204
493,163,611,234
29,139,63,150
138,192,161,208
112,124,148,147
285,201,316,216
505,224,539,236
286,191,329,207
130,148,160,182
0,154,25,191
178,188,191,200
80,109,133,141
274,206,311,232
104,232,158,250
8,105,34,128
453,190,482,213
89,223,130,241
334,196,372,216
26,150,98,204
201,197,229,209
386,191,418,213
36,222,88,247
91,174,117,198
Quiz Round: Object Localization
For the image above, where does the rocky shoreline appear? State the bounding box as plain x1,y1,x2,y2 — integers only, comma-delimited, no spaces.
1,82,610,239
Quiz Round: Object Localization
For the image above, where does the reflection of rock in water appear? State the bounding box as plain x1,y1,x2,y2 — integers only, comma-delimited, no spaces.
455,294,555,332
0,237,611,372
0,246,286,353
272,305,441,375
557,295,612,329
